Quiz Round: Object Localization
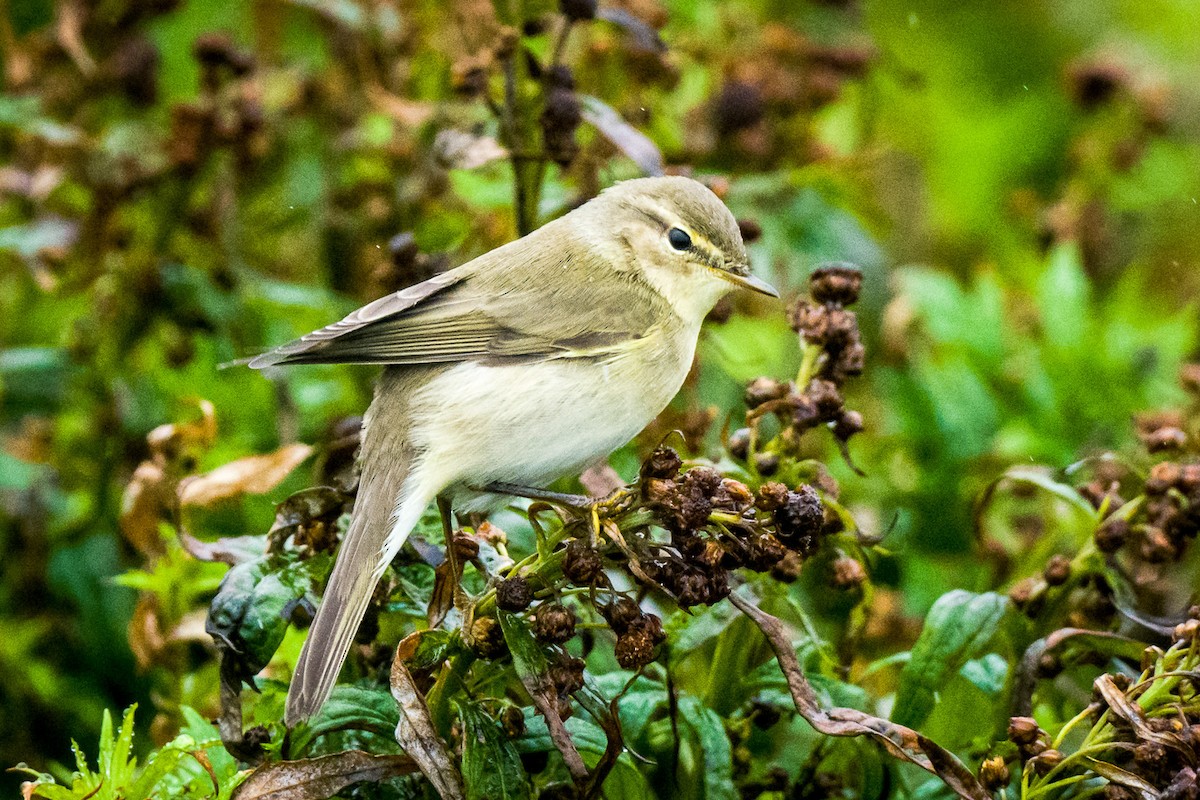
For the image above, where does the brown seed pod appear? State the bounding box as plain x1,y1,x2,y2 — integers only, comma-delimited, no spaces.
1043,554,1071,586
773,485,825,554
829,556,866,590
745,377,787,409
601,597,642,635
532,603,577,645
755,482,790,512
469,616,508,660
978,756,1010,791
642,446,683,480
809,264,863,305
562,538,604,585
497,576,533,611
614,626,657,669
548,654,586,696
1007,716,1042,746
1095,518,1129,553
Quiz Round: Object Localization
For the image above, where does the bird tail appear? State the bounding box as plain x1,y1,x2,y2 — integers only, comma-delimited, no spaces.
284,438,430,726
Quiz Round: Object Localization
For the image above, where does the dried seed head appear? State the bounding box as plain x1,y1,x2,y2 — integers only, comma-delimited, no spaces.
773,485,825,554
1095,518,1129,553
978,756,1010,791
601,597,642,635
469,616,508,659
642,446,683,479
755,482,790,512
809,264,863,305
832,409,864,440
753,452,779,476
744,533,788,572
1147,461,1182,494
501,706,526,738
532,603,577,645
497,575,533,611
829,556,866,590
715,479,753,513
1140,526,1177,563
770,551,803,583
614,626,658,669
562,538,604,586
1043,554,1071,586
728,427,751,460
806,379,844,419
745,376,787,408
548,654,586,696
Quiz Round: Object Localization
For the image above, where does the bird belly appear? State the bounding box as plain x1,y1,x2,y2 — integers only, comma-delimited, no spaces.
408,334,695,498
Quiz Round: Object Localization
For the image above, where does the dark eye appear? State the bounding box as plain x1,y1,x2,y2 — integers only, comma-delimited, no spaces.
667,227,692,251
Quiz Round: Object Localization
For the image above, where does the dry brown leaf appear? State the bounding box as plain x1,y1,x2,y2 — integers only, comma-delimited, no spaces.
390,656,465,799
120,459,172,556
728,591,990,800
128,595,167,670
230,750,417,800
179,443,313,508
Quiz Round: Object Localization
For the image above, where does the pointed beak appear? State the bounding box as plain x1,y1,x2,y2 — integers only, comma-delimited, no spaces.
720,267,779,298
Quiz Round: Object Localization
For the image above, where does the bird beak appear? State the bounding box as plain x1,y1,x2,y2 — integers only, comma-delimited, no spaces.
719,267,779,298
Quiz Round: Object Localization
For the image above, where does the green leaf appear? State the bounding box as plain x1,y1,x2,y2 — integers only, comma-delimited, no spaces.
457,702,531,800
677,695,737,800
891,590,1011,728
206,553,332,676
496,609,549,683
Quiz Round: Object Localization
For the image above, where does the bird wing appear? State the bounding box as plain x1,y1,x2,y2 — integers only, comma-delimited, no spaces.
249,233,669,368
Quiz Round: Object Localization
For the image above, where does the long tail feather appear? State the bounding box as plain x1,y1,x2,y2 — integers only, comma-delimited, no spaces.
285,378,432,725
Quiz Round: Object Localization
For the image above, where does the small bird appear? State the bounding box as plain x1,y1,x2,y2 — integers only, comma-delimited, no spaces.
251,175,777,725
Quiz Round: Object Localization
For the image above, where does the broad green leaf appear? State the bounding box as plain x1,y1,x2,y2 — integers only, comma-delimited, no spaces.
678,695,737,800
457,702,531,800
891,590,1011,728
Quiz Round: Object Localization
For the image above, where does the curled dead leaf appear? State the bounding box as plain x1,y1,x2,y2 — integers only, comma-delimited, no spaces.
179,443,313,508
390,656,466,799
580,96,665,177
230,750,418,800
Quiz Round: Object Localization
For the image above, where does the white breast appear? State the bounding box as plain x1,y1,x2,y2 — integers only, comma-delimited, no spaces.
407,327,698,497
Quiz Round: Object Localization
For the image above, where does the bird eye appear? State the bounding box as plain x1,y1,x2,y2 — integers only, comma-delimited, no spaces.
667,227,692,251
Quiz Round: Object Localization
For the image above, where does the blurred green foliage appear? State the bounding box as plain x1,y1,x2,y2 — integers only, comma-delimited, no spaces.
3,0,1200,797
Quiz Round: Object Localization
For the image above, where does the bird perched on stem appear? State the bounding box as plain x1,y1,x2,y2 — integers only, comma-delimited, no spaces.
250,175,777,725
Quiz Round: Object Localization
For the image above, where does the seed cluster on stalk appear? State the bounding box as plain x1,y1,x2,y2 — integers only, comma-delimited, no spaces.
1005,363,1200,630
729,264,867,476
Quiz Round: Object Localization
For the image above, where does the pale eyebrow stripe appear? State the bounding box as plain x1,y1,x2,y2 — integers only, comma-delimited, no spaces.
633,199,725,268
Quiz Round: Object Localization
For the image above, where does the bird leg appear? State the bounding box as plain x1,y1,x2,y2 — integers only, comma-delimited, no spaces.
475,481,592,508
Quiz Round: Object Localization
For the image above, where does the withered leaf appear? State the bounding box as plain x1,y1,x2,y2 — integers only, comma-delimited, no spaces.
580,96,665,177
390,654,465,799
230,750,417,800
728,591,990,800
180,443,313,507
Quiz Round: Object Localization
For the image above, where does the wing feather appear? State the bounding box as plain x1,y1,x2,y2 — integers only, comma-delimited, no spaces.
250,222,671,369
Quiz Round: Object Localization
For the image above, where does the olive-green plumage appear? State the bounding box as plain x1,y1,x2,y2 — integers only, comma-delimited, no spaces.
250,175,776,725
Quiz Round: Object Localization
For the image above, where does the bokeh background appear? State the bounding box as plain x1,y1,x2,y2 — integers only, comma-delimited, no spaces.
2,0,1199,792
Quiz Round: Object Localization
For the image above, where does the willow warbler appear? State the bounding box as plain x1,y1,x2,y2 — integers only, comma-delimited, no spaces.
251,175,777,724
